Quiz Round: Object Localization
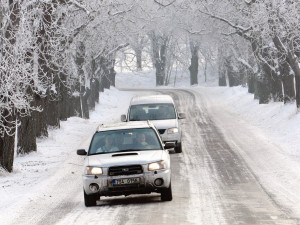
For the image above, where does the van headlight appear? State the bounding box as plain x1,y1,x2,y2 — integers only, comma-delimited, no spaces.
148,161,165,171
167,128,178,134
86,166,103,175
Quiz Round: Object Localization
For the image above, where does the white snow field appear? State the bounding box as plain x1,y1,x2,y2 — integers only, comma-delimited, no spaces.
0,71,299,224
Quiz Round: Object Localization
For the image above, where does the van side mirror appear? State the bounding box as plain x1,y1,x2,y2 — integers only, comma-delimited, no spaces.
178,112,186,119
77,149,87,155
164,142,176,149
121,114,127,122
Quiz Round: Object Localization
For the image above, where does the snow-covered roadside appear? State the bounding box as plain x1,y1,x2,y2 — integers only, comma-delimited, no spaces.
203,86,300,158
198,86,300,217
0,87,135,221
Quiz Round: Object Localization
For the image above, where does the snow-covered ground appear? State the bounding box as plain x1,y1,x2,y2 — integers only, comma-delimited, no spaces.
1,70,300,223
0,87,136,222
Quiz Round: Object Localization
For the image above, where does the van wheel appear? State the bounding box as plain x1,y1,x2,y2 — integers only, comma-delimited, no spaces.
161,183,172,201
84,190,98,207
175,142,182,153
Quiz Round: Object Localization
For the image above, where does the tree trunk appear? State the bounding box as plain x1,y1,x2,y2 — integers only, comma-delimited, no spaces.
0,133,15,172
0,112,16,172
155,62,165,86
150,33,168,86
88,78,97,110
59,76,71,120
239,65,247,86
218,68,227,86
47,98,60,128
247,73,255,94
225,58,240,87
154,45,166,86
254,78,259,100
257,75,272,104
189,44,199,86
99,56,112,89
94,78,100,103
33,94,48,137
269,75,283,102
81,86,90,119
103,74,110,89
70,95,82,117
279,62,295,103
282,74,295,103
109,68,116,87
17,114,37,154
136,49,142,71
296,75,300,109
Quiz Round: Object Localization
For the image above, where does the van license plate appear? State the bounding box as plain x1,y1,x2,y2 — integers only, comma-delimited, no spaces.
113,178,140,185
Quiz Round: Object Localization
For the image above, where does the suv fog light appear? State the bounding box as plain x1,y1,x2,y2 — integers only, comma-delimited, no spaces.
154,178,164,186
89,183,99,192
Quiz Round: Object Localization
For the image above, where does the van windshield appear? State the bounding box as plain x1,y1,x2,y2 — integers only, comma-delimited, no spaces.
129,104,176,121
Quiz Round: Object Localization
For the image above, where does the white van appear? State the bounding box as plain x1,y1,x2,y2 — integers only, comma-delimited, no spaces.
121,95,185,153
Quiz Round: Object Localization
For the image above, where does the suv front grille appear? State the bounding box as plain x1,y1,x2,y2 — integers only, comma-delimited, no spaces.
158,129,166,134
108,165,143,176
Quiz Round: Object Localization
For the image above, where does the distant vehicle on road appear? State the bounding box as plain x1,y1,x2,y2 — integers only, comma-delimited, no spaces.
121,95,185,153
77,121,174,207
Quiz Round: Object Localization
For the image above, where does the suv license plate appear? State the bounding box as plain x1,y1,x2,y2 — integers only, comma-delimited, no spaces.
113,177,140,185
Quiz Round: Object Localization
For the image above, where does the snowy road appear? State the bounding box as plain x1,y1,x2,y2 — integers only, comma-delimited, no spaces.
6,89,300,225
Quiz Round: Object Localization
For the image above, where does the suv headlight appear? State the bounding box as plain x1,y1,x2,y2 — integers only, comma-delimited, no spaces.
86,166,103,175
167,127,178,134
148,160,165,171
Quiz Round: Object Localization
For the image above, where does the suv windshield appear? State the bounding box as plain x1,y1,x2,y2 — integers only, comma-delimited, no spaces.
129,104,176,121
89,128,162,155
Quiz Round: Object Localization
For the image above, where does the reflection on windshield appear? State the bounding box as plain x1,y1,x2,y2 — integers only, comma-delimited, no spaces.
89,128,162,155
129,104,176,121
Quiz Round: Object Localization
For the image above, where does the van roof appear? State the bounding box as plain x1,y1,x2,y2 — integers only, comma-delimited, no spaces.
130,95,174,105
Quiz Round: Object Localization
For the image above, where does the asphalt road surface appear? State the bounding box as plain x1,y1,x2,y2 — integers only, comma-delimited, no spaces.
8,89,299,225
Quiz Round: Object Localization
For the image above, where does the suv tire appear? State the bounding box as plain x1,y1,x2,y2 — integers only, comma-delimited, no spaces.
161,183,173,201
84,190,98,207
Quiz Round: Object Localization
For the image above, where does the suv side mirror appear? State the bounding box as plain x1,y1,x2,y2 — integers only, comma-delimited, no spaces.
121,114,127,122
77,149,87,155
164,142,176,149
178,112,186,119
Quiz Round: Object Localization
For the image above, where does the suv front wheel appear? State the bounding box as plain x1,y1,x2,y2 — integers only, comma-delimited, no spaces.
161,183,173,201
84,190,98,207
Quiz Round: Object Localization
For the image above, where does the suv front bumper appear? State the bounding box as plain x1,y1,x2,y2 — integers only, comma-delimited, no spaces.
83,169,171,196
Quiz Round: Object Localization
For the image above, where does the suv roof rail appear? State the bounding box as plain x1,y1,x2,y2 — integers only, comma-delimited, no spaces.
147,120,153,127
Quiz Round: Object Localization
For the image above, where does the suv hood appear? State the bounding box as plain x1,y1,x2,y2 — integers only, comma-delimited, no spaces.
87,150,164,167
150,119,178,129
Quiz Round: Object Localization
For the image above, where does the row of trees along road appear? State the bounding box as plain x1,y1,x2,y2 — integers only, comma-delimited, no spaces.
1,0,300,172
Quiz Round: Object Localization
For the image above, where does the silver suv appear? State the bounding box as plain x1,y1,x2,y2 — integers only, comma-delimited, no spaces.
77,121,174,206
121,95,185,153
